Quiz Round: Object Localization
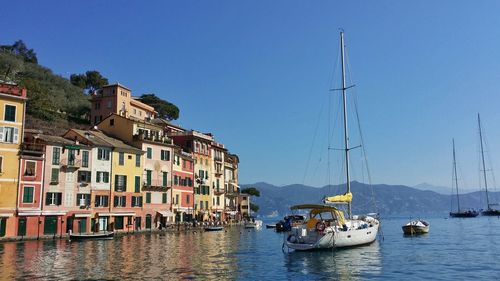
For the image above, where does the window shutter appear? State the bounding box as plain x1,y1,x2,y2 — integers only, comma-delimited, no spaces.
0,126,4,141
122,196,126,207
13,127,19,143
95,196,99,207
45,194,51,205
114,196,118,207
104,196,109,207
96,172,101,183
131,197,136,207
57,193,62,205
139,196,143,207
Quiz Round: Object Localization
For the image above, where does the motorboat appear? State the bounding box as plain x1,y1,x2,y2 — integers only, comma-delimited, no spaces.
402,220,429,235
69,230,114,241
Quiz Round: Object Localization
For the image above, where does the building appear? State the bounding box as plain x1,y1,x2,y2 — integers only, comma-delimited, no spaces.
172,147,194,222
224,153,240,220
0,82,26,237
211,142,226,221
96,113,174,228
90,83,156,124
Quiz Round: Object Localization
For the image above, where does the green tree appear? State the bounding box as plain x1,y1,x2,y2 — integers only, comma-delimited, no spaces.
242,187,260,215
70,70,109,94
0,40,38,64
250,203,259,213
138,93,180,120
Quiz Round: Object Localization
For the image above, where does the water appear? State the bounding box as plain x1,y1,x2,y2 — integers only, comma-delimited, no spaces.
1,217,500,280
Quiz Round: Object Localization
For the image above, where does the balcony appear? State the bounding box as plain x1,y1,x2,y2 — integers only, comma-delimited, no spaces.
61,158,81,169
133,133,173,145
214,155,223,163
20,143,45,156
142,180,171,191
225,188,239,198
214,188,224,195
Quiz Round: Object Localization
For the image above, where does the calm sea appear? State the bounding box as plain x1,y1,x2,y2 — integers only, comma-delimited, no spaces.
1,216,499,280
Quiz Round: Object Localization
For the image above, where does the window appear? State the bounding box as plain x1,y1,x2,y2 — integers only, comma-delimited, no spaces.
78,171,91,183
182,159,186,169
0,127,18,143
107,101,112,108
45,192,62,205
82,151,89,167
146,147,152,159
135,176,141,193
24,161,36,176
4,105,16,122
96,171,109,183
162,172,168,187
97,148,110,160
176,194,179,205
76,194,91,206
114,216,124,230
186,195,190,204
135,154,141,167
95,195,109,207
110,119,114,126
22,186,34,203
115,175,127,192
119,152,124,165
160,150,170,161
0,156,3,173
114,196,127,207
199,201,203,210
146,170,152,186
216,196,220,206
146,192,151,203
68,149,77,166
132,196,143,207
50,168,59,183
162,193,167,204
205,201,209,210
94,102,100,110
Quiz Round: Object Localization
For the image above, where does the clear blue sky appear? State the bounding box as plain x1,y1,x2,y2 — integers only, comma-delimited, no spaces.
3,1,500,189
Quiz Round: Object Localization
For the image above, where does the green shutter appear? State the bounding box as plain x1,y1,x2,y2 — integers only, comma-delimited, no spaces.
162,193,167,203
22,186,34,203
147,148,152,159
17,218,26,236
0,218,6,237
146,170,152,186
135,154,141,167
135,176,140,193
162,172,167,187
51,169,59,183
146,192,151,203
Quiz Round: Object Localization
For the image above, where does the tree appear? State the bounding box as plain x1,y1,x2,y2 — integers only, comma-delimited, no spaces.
70,70,109,94
0,40,38,64
250,203,259,213
241,187,260,197
138,93,180,120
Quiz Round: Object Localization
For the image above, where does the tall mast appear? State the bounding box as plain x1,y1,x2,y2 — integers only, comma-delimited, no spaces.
340,31,352,218
478,114,490,208
452,138,461,211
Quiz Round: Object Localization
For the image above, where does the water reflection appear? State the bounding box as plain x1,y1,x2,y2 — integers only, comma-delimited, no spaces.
284,241,382,280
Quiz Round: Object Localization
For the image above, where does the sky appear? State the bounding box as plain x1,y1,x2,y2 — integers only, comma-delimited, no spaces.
3,1,500,189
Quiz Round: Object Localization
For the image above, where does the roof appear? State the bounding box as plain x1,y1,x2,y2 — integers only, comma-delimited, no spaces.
37,134,75,145
102,82,131,91
290,204,340,211
87,130,142,153
70,129,113,147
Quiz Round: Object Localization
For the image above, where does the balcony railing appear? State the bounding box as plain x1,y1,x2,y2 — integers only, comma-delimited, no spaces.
142,180,171,191
133,133,172,145
214,156,223,162
214,188,224,195
61,158,81,168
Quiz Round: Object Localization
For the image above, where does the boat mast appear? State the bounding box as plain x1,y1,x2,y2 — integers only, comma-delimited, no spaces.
478,114,491,208
340,31,352,218
452,138,461,212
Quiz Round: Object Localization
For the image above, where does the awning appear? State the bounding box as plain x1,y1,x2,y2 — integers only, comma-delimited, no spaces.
324,192,353,203
74,213,92,218
230,182,240,188
18,212,41,216
157,210,175,217
0,213,14,217
41,211,67,216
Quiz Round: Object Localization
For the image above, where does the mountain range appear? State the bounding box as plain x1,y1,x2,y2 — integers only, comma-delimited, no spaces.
242,181,499,218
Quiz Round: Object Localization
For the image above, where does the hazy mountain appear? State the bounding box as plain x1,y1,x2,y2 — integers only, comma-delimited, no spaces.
242,181,498,218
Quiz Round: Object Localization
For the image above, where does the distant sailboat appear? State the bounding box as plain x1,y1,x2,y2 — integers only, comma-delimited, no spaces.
477,114,500,216
449,139,479,218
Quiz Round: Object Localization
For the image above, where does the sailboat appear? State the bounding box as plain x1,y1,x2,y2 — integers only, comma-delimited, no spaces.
283,32,379,251
449,139,479,218
477,114,500,216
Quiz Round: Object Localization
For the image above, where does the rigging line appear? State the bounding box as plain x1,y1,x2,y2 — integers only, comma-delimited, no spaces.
483,134,498,193
345,46,378,213
301,98,326,185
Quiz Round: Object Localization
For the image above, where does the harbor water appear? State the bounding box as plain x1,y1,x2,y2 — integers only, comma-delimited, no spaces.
1,216,500,280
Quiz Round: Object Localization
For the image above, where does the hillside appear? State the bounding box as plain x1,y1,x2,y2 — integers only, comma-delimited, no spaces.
244,181,497,218
0,44,90,134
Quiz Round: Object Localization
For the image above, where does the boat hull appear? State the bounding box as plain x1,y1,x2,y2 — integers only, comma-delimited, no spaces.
481,209,500,216
284,218,379,251
450,211,479,218
245,220,263,229
204,226,224,232
69,231,114,241
402,225,429,235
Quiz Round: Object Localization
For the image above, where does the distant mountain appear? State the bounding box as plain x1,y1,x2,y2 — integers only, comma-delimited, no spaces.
242,181,498,218
413,183,451,195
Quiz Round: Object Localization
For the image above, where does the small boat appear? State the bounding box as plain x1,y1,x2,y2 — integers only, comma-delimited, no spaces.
244,219,263,229
449,139,479,218
69,230,114,241
204,226,224,232
402,220,429,235
266,224,277,229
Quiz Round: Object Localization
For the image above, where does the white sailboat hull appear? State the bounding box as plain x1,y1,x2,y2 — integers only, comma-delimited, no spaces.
285,217,379,251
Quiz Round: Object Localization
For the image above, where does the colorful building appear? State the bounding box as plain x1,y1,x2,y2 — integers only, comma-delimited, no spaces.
224,153,240,220
0,82,26,237
96,113,174,228
172,148,194,222
90,83,156,124
211,142,226,220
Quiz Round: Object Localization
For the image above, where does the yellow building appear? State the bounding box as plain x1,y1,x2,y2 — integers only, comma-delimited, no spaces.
0,82,27,237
